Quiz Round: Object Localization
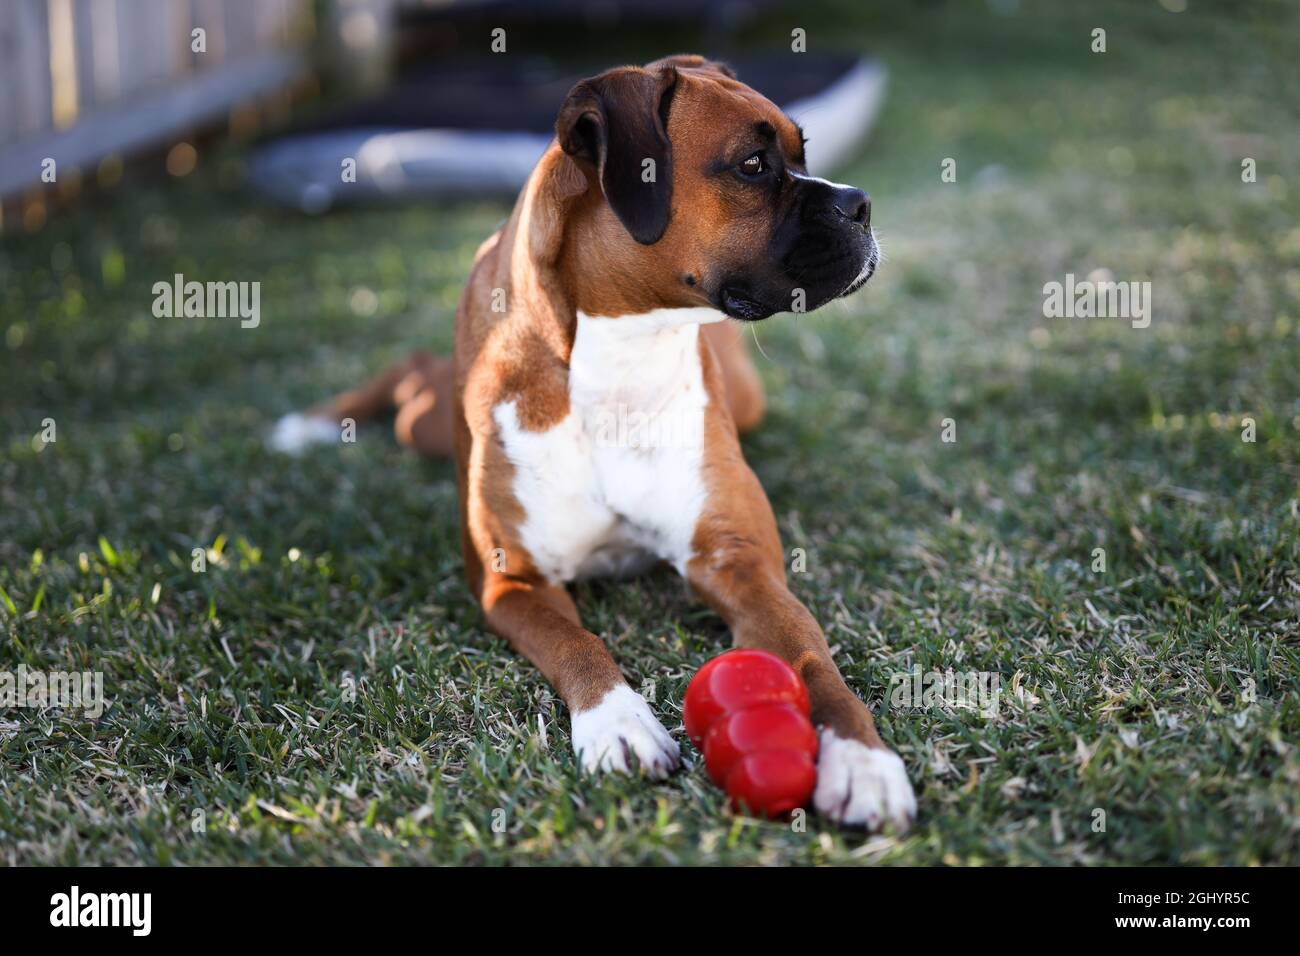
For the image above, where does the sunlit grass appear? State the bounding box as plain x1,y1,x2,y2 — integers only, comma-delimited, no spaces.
1,0,1297,864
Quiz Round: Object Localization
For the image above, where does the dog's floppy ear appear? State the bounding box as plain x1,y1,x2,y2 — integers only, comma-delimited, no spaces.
556,66,678,245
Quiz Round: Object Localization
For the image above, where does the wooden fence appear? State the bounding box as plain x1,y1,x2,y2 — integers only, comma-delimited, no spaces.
0,0,310,200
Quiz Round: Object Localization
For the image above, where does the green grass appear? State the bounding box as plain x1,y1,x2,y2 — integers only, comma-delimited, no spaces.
2,0,1298,865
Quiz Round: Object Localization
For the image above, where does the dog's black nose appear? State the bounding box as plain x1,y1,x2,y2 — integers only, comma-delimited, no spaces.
832,186,870,226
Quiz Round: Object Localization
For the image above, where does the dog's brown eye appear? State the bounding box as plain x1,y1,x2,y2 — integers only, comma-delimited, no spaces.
739,153,766,177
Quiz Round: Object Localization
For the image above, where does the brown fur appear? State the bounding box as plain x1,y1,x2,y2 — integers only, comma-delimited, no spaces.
309,56,894,784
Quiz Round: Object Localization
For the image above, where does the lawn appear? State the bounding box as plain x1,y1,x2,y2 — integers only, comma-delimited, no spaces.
1,0,1298,865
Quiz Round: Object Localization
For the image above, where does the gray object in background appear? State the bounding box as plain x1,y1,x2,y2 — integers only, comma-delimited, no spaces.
250,57,888,213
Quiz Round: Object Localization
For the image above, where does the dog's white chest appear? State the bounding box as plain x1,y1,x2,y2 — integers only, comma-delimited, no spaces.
493,308,723,584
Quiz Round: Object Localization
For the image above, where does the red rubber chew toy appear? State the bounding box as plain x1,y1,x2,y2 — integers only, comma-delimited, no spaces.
683,649,817,818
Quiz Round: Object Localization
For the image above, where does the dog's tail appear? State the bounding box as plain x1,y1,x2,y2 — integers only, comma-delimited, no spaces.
269,351,455,457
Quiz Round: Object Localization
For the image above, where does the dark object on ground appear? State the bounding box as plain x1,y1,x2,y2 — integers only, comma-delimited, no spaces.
251,53,886,212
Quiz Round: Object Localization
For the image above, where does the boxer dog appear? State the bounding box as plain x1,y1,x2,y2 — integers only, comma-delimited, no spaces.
273,55,916,830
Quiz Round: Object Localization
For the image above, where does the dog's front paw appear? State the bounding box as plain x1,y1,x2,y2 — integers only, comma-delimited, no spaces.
814,728,916,831
571,685,681,779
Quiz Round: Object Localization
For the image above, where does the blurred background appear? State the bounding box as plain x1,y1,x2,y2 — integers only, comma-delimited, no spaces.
1,0,891,215
1,0,1298,865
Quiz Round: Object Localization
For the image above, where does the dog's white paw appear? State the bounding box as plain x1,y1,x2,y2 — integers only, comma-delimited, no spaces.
268,412,339,454
814,728,916,831
571,685,681,779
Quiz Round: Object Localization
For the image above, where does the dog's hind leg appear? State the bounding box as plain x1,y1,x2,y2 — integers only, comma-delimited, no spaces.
391,353,455,457
270,351,455,457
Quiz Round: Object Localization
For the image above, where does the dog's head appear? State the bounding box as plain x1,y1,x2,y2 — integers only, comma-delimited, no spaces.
556,54,877,320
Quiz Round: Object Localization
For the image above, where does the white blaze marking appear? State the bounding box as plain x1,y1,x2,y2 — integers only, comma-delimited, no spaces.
492,307,721,584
